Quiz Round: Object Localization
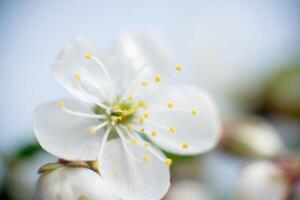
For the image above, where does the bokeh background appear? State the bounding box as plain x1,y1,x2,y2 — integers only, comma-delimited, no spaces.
0,0,300,199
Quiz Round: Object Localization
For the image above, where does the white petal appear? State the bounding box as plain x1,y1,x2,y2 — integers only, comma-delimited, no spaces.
109,32,173,98
35,167,118,200
52,37,113,103
235,161,289,200
32,99,107,160
144,86,221,155
100,138,170,200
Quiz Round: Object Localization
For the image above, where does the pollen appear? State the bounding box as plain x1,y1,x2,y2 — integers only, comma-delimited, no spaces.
127,96,133,101
164,158,173,166
139,101,149,109
142,81,149,86
167,102,174,109
89,126,97,134
85,53,94,59
192,108,198,116
139,118,145,124
182,143,189,149
127,125,133,131
176,65,184,71
58,100,65,108
140,128,145,133
169,127,176,134
155,75,161,82
151,130,158,137
144,113,150,119
143,155,150,161
74,73,81,80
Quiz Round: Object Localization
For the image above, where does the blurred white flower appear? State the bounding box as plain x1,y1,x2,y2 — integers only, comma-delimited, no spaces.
32,33,221,199
235,161,289,200
35,166,118,200
223,116,283,158
165,180,212,200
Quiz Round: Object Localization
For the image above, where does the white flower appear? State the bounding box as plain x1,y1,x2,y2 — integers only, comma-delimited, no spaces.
235,161,289,200
33,33,221,199
35,166,118,200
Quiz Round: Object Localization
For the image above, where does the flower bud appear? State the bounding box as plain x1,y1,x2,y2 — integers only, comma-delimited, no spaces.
35,166,118,200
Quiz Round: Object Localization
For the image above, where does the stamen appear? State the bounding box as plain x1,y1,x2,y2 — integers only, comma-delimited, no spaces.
164,159,173,166
127,96,133,101
167,102,174,109
61,105,107,119
144,113,150,119
169,127,176,134
138,118,145,124
142,155,150,162
98,128,111,161
73,77,108,109
176,65,184,71
182,143,189,149
138,101,149,109
58,100,65,108
127,129,167,163
89,121,109,134
140,128,145,133
141,81,149,86
74,73,81,80
192,108,198,116
155,75,161,82
127,125,133,131
151,130,158,137
116,126,141,161
85,53,94,59
119,64,148,102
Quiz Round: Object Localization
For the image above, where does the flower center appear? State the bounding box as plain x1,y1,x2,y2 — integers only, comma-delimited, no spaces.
92,100,147,126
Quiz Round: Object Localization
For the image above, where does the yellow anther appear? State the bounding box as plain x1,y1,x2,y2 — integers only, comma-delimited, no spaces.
176,65,184,71
140,128,145,133
123,110,129,116
144,113,150,119
144,142,150,148
89,126,97,134
78,195,87,200
74,73,81,80
139,101,149,109
89,160,100,172
192,108,198,116
169,127,176,134
182,143,189,149
155,75,161,82
139,118,145,124
127,125,133,131
142,81,149,86
113,104,121,109
127,96,133,101
58,100,65,108
143,155,150,161
164,158,173,166
151,130,158,137
167,102,174,109
85,53,94,59
131,139,139,145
